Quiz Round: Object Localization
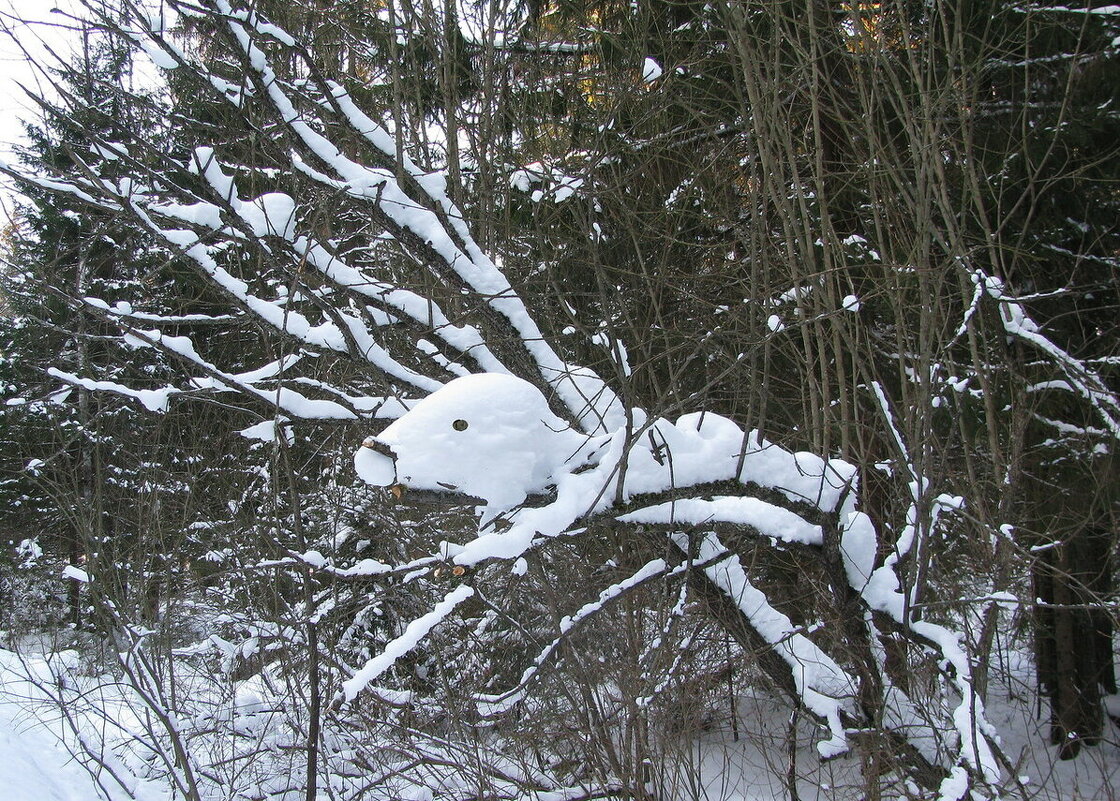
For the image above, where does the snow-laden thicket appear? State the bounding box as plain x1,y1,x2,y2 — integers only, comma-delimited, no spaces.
1,2,1118,800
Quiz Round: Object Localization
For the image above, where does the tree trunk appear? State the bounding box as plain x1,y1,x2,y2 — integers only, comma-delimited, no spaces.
1034,526,1115,759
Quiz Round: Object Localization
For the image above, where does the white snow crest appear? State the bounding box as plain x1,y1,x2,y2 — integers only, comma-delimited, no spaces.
618,497,823,545
853,533,1001,785
736,430,857,512
979,269,1120,438
237,192,297,239
362,373,586,512
677,530,856,757
477,559,669,717
61,565,89,583
355,376,868,571
937,766,970,801
341,584,474,702
839,511,877,589
48,368,179,413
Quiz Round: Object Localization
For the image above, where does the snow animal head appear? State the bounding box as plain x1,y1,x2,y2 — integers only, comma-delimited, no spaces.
355,373,587,511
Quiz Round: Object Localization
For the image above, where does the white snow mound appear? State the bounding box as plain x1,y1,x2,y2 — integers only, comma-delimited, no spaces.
355,373,585,509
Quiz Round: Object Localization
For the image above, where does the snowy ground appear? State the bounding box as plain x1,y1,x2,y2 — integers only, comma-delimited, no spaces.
1,640,1117,801
0,648,114,801
687,681,1120,801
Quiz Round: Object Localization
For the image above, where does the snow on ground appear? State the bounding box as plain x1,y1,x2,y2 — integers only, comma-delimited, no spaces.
979,648,1120,801
1,637,1118,801
0,648,114,801
682,681,1120,801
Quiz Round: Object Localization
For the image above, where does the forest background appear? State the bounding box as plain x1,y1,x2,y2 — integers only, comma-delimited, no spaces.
0,2,1117,800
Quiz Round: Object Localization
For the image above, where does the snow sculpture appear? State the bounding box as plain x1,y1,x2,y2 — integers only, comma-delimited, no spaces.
355,373,588,512
352,371,999,780
359,380,857,572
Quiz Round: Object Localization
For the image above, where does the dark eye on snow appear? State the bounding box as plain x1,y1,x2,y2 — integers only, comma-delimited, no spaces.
452,418,469,431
